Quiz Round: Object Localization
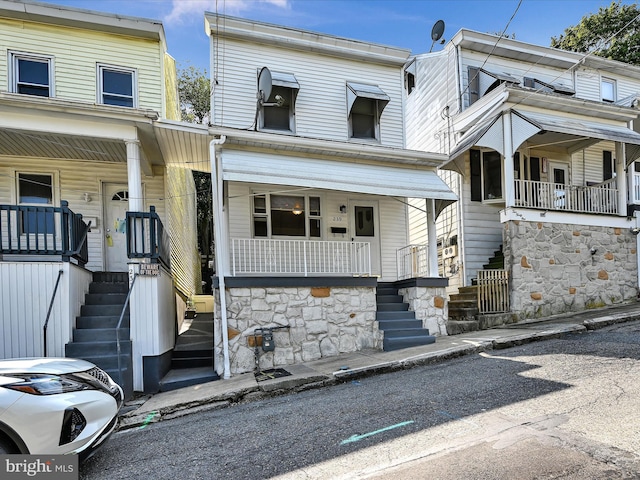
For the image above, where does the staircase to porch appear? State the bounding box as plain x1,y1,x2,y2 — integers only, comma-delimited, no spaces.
65,272,133,398
376,282,436,351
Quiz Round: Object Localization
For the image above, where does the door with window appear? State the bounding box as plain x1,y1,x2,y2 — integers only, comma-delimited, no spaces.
549,162,569,209
350,201,381,276
104,184,130,272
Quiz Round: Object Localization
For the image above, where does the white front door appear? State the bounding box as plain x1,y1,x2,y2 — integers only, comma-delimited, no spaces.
350,200,381,276
549,162,569,209
104,183,130,272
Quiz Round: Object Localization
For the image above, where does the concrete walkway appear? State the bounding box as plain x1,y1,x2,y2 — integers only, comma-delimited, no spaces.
119,301,640,430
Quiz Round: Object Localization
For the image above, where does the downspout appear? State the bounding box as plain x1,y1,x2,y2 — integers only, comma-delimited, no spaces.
210,135,230,379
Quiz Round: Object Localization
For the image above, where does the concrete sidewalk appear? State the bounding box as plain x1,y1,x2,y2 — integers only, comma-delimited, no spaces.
118,301,640,430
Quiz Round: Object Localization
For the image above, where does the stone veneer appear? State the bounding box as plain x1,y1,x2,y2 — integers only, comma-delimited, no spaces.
398,286,448,336
503,220,638,320
214,285,378,374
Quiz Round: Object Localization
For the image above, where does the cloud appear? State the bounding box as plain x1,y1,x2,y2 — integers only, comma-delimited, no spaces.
165,0,289,24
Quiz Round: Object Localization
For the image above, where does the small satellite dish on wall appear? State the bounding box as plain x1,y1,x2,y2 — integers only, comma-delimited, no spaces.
257,66,272,103
430,20,445,53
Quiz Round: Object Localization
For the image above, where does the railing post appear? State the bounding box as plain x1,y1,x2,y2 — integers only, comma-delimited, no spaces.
60,200,70,255
149,206,157,259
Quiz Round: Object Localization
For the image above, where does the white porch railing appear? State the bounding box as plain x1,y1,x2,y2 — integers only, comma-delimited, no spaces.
514,178,618,214
231,238,371,276
396,244,429,280
477,270,509,314
634,173,640,204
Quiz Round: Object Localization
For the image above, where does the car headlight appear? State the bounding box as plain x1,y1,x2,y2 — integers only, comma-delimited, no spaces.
1,374,90,395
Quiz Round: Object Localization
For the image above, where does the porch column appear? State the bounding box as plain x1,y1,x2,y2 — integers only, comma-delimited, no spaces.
616,142,627,216
502,112,515,208
126,140,144,212
426,198,439,277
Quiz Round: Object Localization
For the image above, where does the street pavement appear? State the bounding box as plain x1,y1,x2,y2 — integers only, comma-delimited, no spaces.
118,301,640,430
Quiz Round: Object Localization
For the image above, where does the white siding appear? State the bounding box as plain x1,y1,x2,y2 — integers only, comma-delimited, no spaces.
0,17,164,112
212,38,405,146
575,68,601,102
0,157,166,272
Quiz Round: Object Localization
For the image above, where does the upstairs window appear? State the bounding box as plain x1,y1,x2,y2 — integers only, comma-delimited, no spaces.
601,77,616,103
404,58,416,95
346,82,389,141
10,52,53,97
98,65,136,107
523,77,575,96
259,71,299,132
253,194,321,238
468,67,519,106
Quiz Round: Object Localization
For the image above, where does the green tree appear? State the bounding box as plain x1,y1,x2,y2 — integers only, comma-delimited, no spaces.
551,1,640,65
178,65,211,124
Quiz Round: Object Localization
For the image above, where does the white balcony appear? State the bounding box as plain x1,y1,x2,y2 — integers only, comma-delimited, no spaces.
514,178,618,214
231,238,371,276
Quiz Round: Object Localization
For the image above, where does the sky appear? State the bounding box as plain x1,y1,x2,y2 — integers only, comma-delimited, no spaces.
37,0,635,72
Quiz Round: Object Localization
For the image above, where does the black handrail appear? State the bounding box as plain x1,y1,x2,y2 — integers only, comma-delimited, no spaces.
43,269,64,357
126,206,170,268
116,273,138,387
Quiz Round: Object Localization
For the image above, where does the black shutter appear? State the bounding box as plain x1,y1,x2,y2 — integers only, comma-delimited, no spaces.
468,67,479,105
530,157,541,181
603,151,613,180
470,149,482,201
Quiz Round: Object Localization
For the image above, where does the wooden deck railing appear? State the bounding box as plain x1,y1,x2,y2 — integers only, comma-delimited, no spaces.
514,178,618,214
396,244,429,280
477,270,509,314
126,206,170,268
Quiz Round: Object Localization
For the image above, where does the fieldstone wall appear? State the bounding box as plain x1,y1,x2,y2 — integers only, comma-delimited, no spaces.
398,286,448,336
504,220,638,320
214,286,378,374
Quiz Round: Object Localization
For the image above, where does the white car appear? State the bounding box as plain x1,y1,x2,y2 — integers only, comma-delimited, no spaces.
0,357,123,459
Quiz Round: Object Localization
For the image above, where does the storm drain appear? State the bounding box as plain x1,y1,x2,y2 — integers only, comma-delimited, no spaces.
255,368,292,382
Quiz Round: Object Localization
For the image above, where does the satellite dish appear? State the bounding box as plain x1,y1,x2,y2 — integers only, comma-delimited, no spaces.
430,20,445,52
257,67,272,103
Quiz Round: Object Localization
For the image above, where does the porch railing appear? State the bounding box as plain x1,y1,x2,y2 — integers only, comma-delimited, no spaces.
0,200,90,266
514,178,618,214
397,244,429,280
634,173,640,204
477,269,509,314
231,238,371,276
126,206,170,268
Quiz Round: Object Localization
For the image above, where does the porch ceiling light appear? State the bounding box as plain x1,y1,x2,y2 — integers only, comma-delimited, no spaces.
292,205,303,215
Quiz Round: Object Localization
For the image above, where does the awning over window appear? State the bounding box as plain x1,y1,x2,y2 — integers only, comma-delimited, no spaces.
346,82,390,114
221,150,457,216
527,78,575,95
478,69,520,96
271,71,300,89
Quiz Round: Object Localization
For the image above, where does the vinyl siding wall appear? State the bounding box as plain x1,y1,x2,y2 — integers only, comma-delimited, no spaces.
0,17,164,112
212,38,405,147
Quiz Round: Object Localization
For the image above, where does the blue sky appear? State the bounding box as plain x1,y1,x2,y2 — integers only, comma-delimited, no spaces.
39,0,634,72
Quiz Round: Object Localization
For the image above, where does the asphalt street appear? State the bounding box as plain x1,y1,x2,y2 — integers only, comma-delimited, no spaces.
80,321,640,479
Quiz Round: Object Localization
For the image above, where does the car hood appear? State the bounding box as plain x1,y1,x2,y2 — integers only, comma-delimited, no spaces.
0,358,95,376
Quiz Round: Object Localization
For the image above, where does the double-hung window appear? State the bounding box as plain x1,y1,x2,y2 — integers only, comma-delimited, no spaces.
98,65,136,107
10,52,53,97
470,149,503,202
346,82,389,141
253,194,321,238
601,77,616,103
259,71,299,132
17,172,55,234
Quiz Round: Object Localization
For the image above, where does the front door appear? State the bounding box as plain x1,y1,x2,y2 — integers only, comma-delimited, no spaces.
549,162,569,209
350,200,381,276
104,183,130,272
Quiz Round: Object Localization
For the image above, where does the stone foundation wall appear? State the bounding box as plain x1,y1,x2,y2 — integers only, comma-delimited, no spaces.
504,220,638,320
398,286,448,336
214,286,378,374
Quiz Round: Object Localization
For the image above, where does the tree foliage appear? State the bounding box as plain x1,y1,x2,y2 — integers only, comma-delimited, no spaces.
550,1,640,65
178,65,211,124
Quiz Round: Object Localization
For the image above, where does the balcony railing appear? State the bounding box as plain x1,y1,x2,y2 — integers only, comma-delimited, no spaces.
0,200,90,266
231,238,371,276
514,178,618,214
397,244,429,280
126,206,170,268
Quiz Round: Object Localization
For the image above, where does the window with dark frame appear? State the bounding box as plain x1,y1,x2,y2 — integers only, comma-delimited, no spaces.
603,151,615,180
99,66,135,107
253,194,321,238
470,149,503,201
13,54,51,97
261,86,294,131
350,97,377,139
18,173,55,234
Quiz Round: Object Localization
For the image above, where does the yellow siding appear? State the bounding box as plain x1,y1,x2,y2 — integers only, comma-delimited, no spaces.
0,17,164,112
164,53,181,121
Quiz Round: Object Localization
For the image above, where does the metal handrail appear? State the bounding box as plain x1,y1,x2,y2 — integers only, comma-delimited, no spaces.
43,270,64,357
116,273,138,387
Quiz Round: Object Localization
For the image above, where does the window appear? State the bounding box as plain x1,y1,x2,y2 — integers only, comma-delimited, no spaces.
253,194,321,238
523,77,575,96
603,151,616,180
346,82,390,141
468,67,519,106
10,52,53,97
602,78,616,103
470,149,503,201
404,59,416,95
98,65,136,107
259,71,299,132
17,173,55,234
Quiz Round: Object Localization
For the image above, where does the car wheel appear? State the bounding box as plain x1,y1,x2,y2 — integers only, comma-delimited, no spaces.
0,435,18,454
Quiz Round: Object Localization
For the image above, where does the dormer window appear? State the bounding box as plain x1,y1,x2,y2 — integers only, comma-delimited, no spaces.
260,71,299,132
346,82,389,141
98,65,136,107
404,58,417,95
602,77,616,103
10,52,53,97
523,77,575,96
468,67,519,105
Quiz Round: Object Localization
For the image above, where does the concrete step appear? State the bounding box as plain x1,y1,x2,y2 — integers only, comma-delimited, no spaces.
377,319,423,330
376,310,416,321
72,328,130,343
377,303,409,312
382,328,432,338
81,304,128,316
84,292,128,305
66,340,131,357
76,315,128,329
159,367,219,392
383,335,436,351
376,294,403,303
